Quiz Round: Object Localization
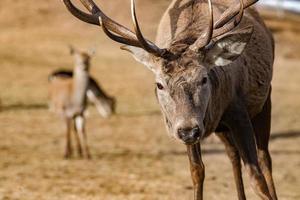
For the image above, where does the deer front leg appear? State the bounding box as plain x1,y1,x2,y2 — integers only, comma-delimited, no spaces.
223,101,272,200
73,118,83,158
75,115,91,159
217,132,246,200
64,117,73,159
187,143,205,200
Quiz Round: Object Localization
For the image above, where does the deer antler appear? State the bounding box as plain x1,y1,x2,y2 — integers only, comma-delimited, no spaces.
212,0,245,38
214,0,258,29
63,0,257,56
130,0,169,57
190,0,246,51
62,0,170,58
63,0,99,25
189,0,214,51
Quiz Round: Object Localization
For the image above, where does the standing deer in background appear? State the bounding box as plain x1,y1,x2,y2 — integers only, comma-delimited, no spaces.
63,0,277,199
48,47,115,159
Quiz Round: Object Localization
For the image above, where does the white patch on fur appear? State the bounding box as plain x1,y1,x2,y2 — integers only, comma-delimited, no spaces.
87,90,111,118
215,57,232,66
229,42,247,54
217,41,247,55
75,116,84,132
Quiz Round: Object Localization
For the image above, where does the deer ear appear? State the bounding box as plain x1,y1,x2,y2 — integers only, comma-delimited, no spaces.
69,45,76,55
88,46,97,57
204,26,254,67
121,45,158,73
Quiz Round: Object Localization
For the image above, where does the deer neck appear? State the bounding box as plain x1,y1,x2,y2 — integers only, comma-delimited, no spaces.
72,65,89,110
203,66,235,135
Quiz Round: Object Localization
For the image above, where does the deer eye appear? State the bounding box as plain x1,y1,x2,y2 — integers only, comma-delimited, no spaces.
201,77,208,85
156,83,164,90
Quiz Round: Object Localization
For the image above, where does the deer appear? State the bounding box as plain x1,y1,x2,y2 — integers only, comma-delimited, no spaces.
48,46,116,159
62,0,277,199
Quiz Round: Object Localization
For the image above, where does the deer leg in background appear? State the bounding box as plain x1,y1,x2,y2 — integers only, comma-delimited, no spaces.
217,132,246,200
251,89,278,200
75,115,91,159
187,143,205,200
64,117,73,159
223,101,272,200
73,116,83,158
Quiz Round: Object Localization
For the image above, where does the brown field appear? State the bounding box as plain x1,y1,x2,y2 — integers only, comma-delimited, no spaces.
0,1,299,200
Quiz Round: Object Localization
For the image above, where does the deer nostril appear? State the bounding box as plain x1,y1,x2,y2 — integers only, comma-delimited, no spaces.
177,128,186,140
191,127,200,138
177,126,201,144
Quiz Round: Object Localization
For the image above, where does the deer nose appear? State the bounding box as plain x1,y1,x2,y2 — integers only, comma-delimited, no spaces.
177,126,201,144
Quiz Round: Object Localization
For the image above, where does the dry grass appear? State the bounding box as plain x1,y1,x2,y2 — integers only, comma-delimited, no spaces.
0,1,299,200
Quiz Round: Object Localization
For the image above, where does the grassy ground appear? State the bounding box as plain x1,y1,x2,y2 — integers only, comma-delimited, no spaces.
0,1,299,200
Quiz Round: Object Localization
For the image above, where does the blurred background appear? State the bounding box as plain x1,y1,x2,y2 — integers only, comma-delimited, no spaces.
0,0,299,199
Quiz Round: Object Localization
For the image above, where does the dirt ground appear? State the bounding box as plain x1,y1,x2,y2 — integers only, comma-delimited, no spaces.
0,1,299,200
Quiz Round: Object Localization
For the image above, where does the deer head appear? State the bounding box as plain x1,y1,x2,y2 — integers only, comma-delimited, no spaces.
69,45,95,72
63,0,256,145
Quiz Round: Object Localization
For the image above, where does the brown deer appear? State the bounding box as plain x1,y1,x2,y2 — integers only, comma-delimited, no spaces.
62,0,277,199
48,46,115,159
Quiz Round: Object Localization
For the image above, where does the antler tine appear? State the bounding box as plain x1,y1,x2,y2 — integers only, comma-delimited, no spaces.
63,0,100,25
78,0,139,41
79,0,101,14
99,17,142,47
212,0,244,38
214,0,258,29
131,0,167,57
189,0,214,51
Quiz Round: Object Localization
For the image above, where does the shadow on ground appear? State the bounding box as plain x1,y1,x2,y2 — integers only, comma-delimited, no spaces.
0,103,48,112
270,131,300,141
93,131,300,159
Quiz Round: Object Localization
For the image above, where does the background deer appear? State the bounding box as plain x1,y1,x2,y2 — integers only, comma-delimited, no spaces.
63,0,277,199
48,47,115,159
